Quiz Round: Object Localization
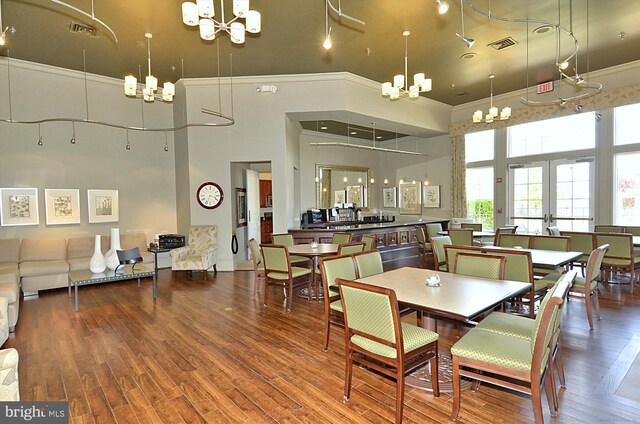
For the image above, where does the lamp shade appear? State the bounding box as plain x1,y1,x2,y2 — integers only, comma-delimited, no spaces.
489,106,498,118
182,2,199,26
143,87,154,102
421,78,432,92
413,73,425,86
146,75,158,91
246,10,261,33
196,0,214,18
389,86,400,100
124,75,137,96
233,0,250,17
230,22,245,43
381,82,392,96
199,18,216,40
393,74,404,88
409,85,419,99
500,107,512,120
473,110,483,123
485,113,494,123
163,82,175,101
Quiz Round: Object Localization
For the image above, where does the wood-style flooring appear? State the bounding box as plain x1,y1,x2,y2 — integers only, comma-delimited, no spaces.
5,265,640,423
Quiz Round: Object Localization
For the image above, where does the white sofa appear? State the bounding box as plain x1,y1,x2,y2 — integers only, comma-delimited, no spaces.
0,297,19,401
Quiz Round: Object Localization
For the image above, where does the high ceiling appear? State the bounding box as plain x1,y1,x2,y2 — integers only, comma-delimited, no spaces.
1,0,639,106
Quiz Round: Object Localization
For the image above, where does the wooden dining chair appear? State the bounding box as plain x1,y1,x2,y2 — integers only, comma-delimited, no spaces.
451,273,572,424
270,233,310,266
498,233,531,248
449,228,474,246
352,250,383,278
595,233,639,293
337,278,439,424
260,244,312,311
332,232,352,245
492,226,518,246
443,245,483,272
530,235,571,277
430,236,451,271
453,252,506,280
415,225,429,267
361,234,376,251
568,245,608,329
462,222,483,231
318,255,358,352
560,231,595,275
337,242,365,255
594,225,625,233
248,238,264,297
425,223,443,240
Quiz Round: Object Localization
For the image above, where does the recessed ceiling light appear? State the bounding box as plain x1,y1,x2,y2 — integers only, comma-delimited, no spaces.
320,126,328,130
533,25,554,35
460,52,477,60
376,136,382,139
350,131,357,135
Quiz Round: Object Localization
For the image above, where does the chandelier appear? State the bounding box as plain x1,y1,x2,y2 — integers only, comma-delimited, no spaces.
124,33,175,103
472,74,511,123
181,0,261,44
381,31,432,100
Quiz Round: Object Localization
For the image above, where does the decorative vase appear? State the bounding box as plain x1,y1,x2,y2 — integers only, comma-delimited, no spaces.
89,235,107,273
105,228,122,271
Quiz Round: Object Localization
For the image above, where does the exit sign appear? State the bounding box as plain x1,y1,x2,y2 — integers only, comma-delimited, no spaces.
536,81,554,94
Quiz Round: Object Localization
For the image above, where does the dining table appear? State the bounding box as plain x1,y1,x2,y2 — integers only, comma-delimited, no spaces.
287,243,338,301
487,246,583,270
438,230,495,238
356,267,532,392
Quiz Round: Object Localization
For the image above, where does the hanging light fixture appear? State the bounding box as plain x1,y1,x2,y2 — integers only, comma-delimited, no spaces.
456,0,474,48
435,0,449,15
182,0,261,44
382,31,432,101
70,120,76,144
472,74,511,123
124,33,175,103
321,0,365,50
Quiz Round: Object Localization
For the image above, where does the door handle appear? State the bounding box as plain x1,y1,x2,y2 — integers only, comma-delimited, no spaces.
549,213,554,223
543,214,548,223
248,210,251,222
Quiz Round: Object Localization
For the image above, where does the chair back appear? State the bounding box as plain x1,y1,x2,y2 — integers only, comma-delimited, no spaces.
493,226,517,245
624,226,640,236
271,233,295,246
361,235,376,251
595,225,624,233
430,236,451,269
584,244,609,291
444,245,483,272
461,223,482,231
483,248,534,283
337,242,366,255
332,232,352,245
188,225,217,253
449,228,474,246
531,273,572,358
260,244,291,274
353,250,383,278
337,279,402,357
530,235,570,251
595,233,633,264
453,252,506,280
415,226,427,246
319,255,357,296
426,223,443,240
560,231,595,255
248,238,262,266
546,226,560,236
498,233,531,248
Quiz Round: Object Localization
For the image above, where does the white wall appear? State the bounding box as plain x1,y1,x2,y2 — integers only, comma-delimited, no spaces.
0,59,177,242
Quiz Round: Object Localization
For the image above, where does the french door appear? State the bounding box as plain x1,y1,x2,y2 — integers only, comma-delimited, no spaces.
508,158,594,234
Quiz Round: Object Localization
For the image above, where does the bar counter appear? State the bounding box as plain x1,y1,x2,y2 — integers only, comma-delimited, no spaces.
289,219,449,266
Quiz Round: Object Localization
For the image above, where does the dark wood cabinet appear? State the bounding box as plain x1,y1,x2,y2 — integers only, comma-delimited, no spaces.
259,180,272,208
260,218,273,243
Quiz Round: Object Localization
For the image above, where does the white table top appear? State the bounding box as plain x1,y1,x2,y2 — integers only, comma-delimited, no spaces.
356,267,531,323
287,243,339,257
487,246,583,269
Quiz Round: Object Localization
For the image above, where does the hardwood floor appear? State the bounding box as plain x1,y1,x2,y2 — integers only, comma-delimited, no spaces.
5,266,640,423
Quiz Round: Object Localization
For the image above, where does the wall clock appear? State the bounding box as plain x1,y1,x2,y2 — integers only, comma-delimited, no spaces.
196,182,224,209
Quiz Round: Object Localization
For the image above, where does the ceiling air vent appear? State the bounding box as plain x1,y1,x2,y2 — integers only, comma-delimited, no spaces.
487,36,518,50
69,22,99,37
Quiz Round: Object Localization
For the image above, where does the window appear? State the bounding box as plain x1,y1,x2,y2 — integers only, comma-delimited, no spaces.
466,167,494,230
465,130,494,163
614,103,640,146
508,113,595,158
614,152,640,225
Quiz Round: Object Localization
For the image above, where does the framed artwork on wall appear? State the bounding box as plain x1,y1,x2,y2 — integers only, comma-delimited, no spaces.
45,189,80,225
383,187,397,208
87,189,119,223
423,185,441,208
334,190,346,205
346,185,363,207
399,182,422,215
0,187,39,226
236,188,247,227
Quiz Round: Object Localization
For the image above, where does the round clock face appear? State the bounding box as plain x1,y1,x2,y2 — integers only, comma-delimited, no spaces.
196,182,224,209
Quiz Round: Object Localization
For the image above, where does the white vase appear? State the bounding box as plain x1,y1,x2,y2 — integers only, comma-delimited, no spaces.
89,235,107,273
105,228,122,271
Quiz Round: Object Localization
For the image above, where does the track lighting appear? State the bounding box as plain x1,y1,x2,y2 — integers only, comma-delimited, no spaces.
70,121,76,144
435,0,449,15
0,26,15,46
456,0,474,48
323,28,332,50
37,124,43,146
125,130,131,150
575,104,583,112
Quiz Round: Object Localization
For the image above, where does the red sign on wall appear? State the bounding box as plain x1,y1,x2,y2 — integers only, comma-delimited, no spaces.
536,81,554,94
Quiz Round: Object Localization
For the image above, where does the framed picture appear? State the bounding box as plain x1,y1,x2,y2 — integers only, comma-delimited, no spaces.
0,188,39,226
236,188,247,227
87,189,119,223
45,189,80,225
334,190,346,205
383,187,397,208
399,182,422,215
346,185,363,207
423,185,441,208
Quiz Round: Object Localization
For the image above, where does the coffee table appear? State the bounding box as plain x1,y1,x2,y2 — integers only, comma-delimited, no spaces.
68,264,156,312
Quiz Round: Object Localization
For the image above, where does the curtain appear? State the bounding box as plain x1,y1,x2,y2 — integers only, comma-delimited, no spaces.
450,135,467,218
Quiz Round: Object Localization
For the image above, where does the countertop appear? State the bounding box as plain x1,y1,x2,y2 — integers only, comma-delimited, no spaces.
290,219,448,232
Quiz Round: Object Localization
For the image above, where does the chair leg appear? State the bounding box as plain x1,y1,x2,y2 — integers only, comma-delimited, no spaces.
396,368,405,424
263,278,269,308
344,349,353,401
555,343,566,388
430,344,440,397
323,314,331,352
593,289,602,320
286,281,293,312
585,290,594,330
531,378,544,424
451,355,461,420
544,371,558,417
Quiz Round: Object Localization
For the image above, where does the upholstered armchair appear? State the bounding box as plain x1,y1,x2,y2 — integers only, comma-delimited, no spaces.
0,297,19,401
170,225,218,275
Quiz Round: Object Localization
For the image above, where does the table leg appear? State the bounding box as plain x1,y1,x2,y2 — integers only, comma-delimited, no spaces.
311,257,319,302
68,276,71,298
74,285,79,312
138,277,141,288
153,272,157,299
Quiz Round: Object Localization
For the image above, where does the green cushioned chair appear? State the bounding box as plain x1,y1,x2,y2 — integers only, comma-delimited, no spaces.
353,250,384,278
560,231,595,274
430,236,451,272
248,238,265,297
546,226,560,236
595,233,640,293
449,228,474,246
594,225,624,233
498,233,531,249
415,225,429,267
270,233,310,266
530,235,571,277
331,232,352,245
453,252,506,280
483,248,536,318
462,223,483,231
490,226,518,246
425,222,443,240
260,244,312,312
443,245,483,273
318,255,358,352
337,278,439,424
337,242,365,255
451,273,573,423
569,244,608,329
361,235,376,251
